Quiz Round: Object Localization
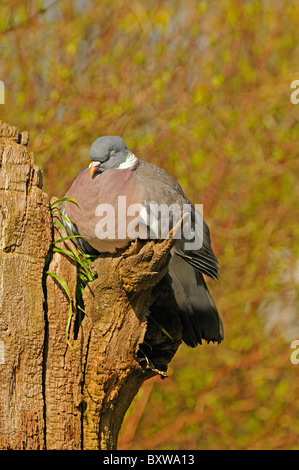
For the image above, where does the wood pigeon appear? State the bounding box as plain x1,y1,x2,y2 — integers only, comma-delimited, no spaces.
61,136,223,347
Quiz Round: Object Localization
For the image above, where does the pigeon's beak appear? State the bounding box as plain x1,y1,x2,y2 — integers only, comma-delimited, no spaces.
89,161,101,176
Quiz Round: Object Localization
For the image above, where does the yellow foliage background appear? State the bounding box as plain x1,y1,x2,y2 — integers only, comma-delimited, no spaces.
1,0,299,449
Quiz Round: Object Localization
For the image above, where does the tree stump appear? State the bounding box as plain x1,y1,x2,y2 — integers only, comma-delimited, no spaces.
0,121,183,450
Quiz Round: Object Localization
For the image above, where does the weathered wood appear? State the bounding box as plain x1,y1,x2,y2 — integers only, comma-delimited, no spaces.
80,237,181,450
44,218,82,450
0,121,52,449
45,230,182,450
0,121,182,450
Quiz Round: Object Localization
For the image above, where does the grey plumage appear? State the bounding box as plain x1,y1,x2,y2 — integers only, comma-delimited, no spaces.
62,136,223,347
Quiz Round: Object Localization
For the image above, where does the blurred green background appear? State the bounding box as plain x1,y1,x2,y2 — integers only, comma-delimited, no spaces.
1,0,299,450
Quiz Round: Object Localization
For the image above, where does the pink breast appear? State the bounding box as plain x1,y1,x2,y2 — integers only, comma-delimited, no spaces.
65,167,143,253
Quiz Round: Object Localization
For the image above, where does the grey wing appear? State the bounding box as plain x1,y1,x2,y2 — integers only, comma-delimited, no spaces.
174,208,220,280
136,162,219,279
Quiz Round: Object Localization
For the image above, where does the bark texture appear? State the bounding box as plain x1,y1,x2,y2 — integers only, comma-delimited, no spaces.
0,121,52,449
0,121,182,450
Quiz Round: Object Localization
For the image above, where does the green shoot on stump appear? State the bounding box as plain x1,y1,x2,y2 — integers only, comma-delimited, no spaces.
46,197,97,351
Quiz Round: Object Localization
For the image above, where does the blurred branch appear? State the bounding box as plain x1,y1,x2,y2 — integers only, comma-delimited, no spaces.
0,0,61,37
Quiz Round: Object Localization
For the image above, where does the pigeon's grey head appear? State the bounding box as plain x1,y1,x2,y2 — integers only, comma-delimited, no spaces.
89,136,138,176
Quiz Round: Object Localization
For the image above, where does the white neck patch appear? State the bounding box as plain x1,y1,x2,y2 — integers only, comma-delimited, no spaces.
118,152,138,170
